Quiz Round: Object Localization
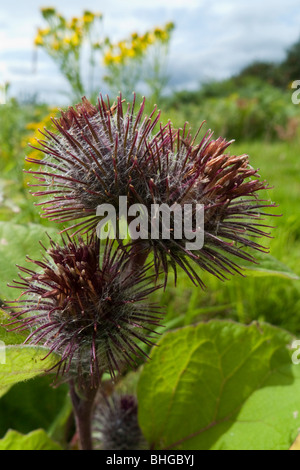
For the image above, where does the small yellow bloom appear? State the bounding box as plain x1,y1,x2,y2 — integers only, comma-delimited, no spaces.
118,41,127,51
41,27,51,36
51,40,60,51
165,22,175,32
69,17,80,32
71,34,80,47
63,36,72,45
83,11,95,24
127,48,135,58
34,35,44,46
103,53,113,66
148,33,155,44
112,54,122,65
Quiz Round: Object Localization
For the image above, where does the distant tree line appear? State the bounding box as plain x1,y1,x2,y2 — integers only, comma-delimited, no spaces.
236,36,300,88
163,35,300,109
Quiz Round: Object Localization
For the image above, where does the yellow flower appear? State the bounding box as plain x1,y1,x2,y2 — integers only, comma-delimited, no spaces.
127,48,136,58
40,27,51,36
51,39,60,51
148,33,155,44
83,11,95,23
70,17,79,29
63,36,72,46
24,108,58,181
71,33,80,47
118,41,127,52
154,27,163,38
165,22,175,32
34,35,44,46
104,51,114,66
113,55,122,64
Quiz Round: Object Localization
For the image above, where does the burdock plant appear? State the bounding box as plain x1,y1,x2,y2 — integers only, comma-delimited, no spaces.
6,93,275,450
26,94,275,286
8,235,162,449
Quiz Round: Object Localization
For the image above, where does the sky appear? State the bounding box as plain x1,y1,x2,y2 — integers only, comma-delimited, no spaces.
0,0,300,103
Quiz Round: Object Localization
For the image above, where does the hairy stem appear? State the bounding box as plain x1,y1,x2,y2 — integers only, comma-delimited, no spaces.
69,240,149,450
129,244,150,272
69,380,99,450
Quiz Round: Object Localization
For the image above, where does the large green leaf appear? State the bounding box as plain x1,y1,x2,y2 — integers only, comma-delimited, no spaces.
240,251,299,280
0,344,60,396
0,429,62,450
0,309,59,398
137,321,300,450
0,221,59,301
0,376,69,439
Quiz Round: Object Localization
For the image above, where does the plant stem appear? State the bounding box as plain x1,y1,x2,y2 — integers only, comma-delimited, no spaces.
129,244,150,272
69,380,99,450
69,242,149,450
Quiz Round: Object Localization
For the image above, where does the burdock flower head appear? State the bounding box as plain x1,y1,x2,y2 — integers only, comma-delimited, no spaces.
26,94,163,234
133,125,276,286
8,236,162,385
26,94,275,286
93,393,147,450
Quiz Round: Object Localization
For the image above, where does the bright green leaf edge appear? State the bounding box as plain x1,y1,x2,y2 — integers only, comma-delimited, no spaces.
0,429,62,450
0,344,60,397
240,252,299,280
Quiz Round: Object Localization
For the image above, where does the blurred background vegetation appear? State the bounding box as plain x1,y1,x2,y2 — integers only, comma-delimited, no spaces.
1,4,300,437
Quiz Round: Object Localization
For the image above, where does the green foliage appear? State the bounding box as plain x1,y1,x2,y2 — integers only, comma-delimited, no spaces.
239,251,300,280
0,221,59,301
0,429,62,450
0,321,60,397
138,321,300,450
0,344,60,397
0,99,48,180
281,37,300,85
164,77,297,141
0,100,58,225
0,377,70,438
237,60,281,85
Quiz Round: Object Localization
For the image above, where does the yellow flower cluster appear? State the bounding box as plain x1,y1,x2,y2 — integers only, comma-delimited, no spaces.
24,109,58,163
103,22,174,66
34,8,102,51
